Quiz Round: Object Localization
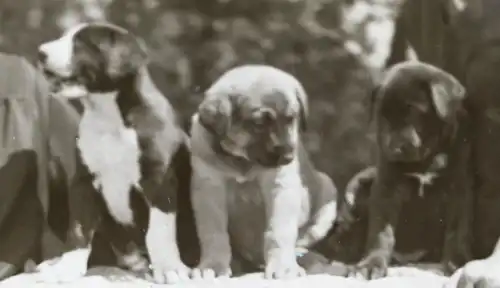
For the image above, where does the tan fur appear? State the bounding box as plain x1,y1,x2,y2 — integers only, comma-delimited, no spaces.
189,65,337,279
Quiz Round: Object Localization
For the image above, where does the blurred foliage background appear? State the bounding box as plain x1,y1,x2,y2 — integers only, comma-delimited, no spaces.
0,0,404,192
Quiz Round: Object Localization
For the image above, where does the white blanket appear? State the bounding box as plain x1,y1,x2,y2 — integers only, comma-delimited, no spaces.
0,249,465,288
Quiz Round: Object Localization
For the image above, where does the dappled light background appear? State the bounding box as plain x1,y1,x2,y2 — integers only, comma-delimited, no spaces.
0,0,403,192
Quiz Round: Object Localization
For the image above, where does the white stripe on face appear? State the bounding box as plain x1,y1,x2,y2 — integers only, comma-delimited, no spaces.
39,23,88,77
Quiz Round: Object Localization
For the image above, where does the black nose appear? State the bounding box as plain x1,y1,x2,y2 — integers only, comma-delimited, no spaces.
389,141,406,156
271,145,294,164
38,50,47,64
280,153,294,163
272,145,286,155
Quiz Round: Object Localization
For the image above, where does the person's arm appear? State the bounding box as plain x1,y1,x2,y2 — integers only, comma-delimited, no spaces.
22,59,95,248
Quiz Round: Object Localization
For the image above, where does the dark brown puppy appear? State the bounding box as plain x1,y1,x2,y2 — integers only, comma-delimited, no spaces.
348,61,473,279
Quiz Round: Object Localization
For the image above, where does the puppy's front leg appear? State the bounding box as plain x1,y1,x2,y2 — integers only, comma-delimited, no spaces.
146,207,190,283
190,157,232,279
260,158,306,279
140,164,190,284
349,171,402,280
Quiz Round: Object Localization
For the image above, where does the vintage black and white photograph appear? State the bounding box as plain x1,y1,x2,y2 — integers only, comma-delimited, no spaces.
0,0,497,287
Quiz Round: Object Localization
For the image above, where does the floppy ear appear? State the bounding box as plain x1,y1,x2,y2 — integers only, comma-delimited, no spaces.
295,84,309,131
197,94,232,136
428,66,466,122
106,32,147,79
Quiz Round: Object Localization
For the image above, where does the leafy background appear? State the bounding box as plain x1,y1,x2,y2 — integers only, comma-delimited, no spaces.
0,0,403,194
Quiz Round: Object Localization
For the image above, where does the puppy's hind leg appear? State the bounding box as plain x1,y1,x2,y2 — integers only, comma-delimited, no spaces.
297,172,338,250
303,166,376,252
86,197,136,273
86,226,118,270
296,171,350,276
304,167,376,273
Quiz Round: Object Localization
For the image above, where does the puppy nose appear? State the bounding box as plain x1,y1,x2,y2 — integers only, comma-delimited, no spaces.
280,153,294,163
272,144,287,155
390,143,404,155
272,145,294,163
37,50,47,64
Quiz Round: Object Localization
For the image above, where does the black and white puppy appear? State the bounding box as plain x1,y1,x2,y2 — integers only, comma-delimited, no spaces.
38,22,192,284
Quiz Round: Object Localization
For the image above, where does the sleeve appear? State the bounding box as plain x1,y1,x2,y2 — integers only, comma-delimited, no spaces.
21,58,92,248
20,58,52,217
22,57,81,211
44,72,99,247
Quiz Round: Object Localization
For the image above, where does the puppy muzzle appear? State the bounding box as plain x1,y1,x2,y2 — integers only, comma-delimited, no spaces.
383,126,424,162
385,139,424,162
261,145,295,167
38,50,48,65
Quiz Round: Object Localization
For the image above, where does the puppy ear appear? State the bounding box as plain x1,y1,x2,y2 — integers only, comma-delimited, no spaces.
106,32,147,79
198,94,232,136
428,66,466,122
295,84,309,131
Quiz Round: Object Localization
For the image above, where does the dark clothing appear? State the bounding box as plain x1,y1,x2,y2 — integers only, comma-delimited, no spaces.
386,0,500,259
0,53,81,280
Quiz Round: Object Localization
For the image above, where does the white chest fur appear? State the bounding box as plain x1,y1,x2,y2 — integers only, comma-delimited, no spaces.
77,93,142,225
405,153,447,198
406,172,438,198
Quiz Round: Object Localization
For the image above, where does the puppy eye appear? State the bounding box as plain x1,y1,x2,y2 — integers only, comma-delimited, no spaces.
251,111,272,131
253,116,264,126
252,116,267,130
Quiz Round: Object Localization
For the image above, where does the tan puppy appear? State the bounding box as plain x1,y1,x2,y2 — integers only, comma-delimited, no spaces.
189,65,338,280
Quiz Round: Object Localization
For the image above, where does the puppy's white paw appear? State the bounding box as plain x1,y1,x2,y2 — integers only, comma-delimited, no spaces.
265,256,306,279
191,260,232,280
149,261,191,284
456,258,500,288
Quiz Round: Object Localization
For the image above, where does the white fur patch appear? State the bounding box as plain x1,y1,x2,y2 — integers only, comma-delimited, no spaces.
77,92,142,225
406,172,438,198
259,158,307,263
118,250,149,273
55,83,89,99
39,22,135,99
145,207,182,275
39,22,130,79
39,23,88,78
